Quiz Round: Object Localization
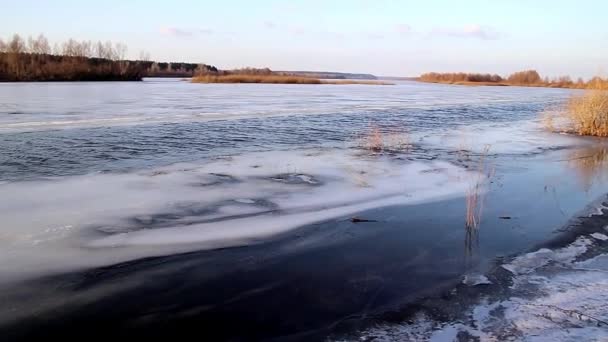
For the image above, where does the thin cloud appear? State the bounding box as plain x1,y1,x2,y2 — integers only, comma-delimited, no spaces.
431,25,502,40
263,21,276,29
159,27,214,37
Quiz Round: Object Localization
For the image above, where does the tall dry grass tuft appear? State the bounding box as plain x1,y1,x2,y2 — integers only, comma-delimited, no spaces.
356,125,412,154
463,145,494,267
366,126,384,152
565,83,608,137
465,145,494,230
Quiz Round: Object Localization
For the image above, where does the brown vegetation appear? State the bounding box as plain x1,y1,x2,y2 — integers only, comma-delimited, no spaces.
566,89,608,137
191,68,392,85
0,52,145,81
506,69,541,85
192,74,323,84
420,72,503,84
0,33,217,81
464,145,494,230
543,81,608,137
355,125,412,153
419,69,608,89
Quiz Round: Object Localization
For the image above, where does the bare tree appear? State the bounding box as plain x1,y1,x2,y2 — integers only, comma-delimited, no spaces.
62,38,78,56
77,40,93,57
28,34,51,54
8,34,26,53
52,42,62,55
27,36,35,53
0,38,6,52
138,50,151,61
94,41,115,59
114,42,127,60
94,41,105,58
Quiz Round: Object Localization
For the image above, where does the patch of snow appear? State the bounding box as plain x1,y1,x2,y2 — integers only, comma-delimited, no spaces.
234,198,256,204
462,274,493,286
351,237,608,341
592,233,608,241
502,237,592,275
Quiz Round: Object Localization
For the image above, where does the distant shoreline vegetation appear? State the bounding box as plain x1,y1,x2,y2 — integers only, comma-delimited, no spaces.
0,33,217,82
418,70,608,89
191,68,393,85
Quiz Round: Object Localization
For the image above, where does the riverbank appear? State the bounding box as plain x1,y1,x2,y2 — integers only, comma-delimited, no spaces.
344,196,608,341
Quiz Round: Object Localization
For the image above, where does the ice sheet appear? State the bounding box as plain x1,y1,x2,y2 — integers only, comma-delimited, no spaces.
0,149,475,282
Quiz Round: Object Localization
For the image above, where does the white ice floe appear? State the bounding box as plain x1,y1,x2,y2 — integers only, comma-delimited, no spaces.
0,149,477,282
415,119,584,155
353,235,608,341
462,274,493,286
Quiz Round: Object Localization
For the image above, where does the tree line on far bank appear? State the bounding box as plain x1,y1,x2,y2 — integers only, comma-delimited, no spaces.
419,70,607,89
0,33,217,81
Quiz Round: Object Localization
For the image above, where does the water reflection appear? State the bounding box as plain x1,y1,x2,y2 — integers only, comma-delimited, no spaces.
567,144,608,192
464,224,479,270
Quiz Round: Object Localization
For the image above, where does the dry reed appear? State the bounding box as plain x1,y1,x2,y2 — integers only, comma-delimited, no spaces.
465,145,493,230
192,74,322,84
192,74,393,85
565,86,608,137
542,80,608,136
357,125,412,153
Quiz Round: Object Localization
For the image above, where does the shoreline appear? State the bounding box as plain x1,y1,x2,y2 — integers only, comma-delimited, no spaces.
191,74,393,85
340,194,608,341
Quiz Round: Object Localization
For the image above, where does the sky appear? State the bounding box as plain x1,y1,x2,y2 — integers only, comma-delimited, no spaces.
2,0,607,78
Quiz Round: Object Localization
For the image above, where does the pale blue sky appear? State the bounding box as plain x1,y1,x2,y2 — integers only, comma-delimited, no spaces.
2,0,607,78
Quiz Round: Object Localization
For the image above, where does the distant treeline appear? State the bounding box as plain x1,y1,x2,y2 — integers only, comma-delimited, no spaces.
0,33,217,81
419,70,607,89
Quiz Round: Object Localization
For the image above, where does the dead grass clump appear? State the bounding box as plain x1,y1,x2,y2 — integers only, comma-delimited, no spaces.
465,145,494,230
192,74,393,85
357,125,412,153
542,80,608,136
565,86,608,137
192,74,323,84
367,126,384,152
